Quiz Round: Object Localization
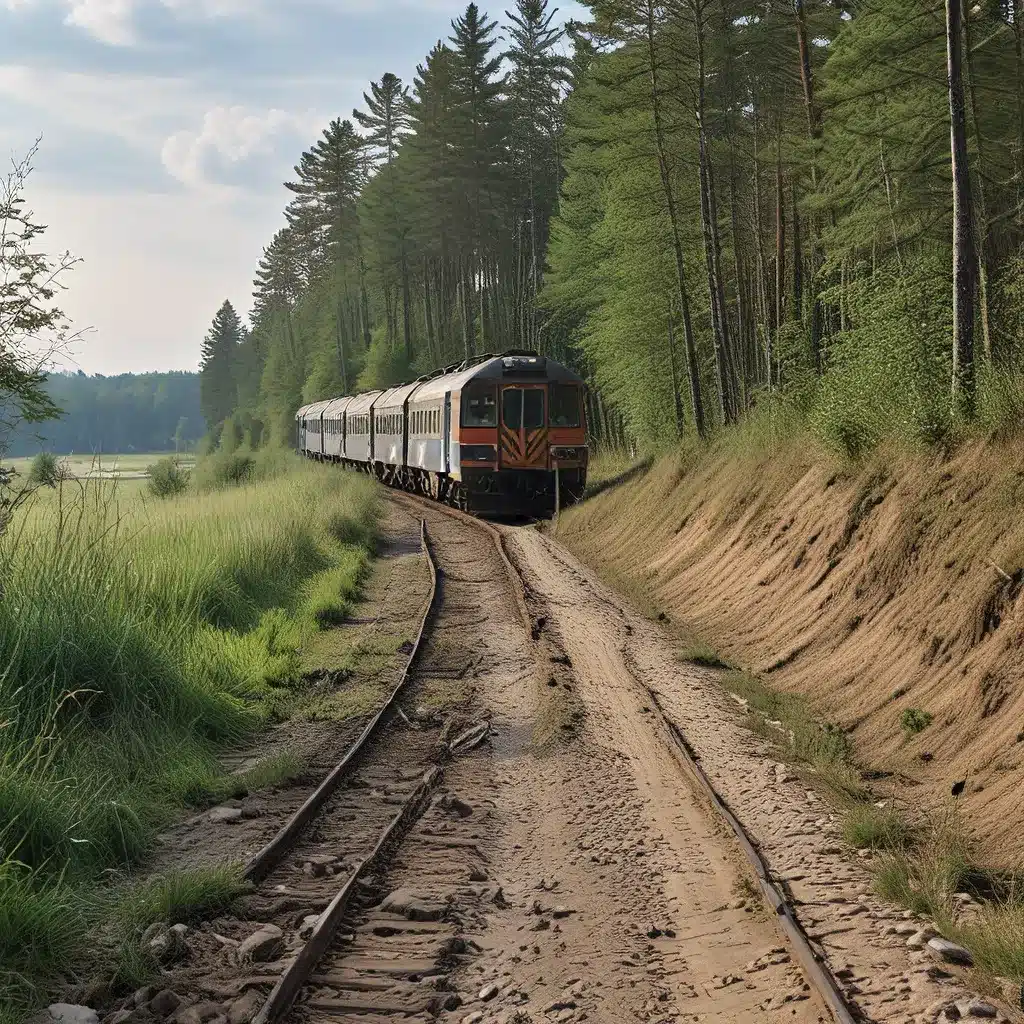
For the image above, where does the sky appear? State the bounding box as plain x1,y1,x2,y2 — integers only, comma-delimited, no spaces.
1,0,588,376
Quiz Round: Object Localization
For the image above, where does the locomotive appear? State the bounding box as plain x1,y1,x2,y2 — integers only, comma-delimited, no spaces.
295,351,589,517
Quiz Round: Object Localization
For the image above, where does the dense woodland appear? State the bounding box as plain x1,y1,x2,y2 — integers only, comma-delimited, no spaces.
5,372,202,457
202,0,1024,457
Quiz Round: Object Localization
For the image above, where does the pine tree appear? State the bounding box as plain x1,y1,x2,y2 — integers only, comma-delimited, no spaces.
449,3,509,354
199,300,242,434
505,0,571,350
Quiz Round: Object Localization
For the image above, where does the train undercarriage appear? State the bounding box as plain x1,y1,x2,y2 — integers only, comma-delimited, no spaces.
302,452,586,519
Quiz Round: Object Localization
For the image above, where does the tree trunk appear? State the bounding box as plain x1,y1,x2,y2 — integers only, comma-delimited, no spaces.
752,102,773,387
693,0,735,425
795,0,824,371
946,0,977,415
401,251,413,364
961,3,993,361
423,260,437,367
666,298,685,438
775,134,786,348
792,182,803,322
356,236,372,350
335,295,348,394
1014,0,1024,184
644,0,706,438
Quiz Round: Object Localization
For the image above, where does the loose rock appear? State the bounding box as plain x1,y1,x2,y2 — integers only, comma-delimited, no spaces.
148,992,181,1019
48,1006,99,1024
227,991,263,1024
961,1000,997,1019
208,806,244,823
928,938,974,966
238,924,285,962
479,983,500,1001
380,888,447,922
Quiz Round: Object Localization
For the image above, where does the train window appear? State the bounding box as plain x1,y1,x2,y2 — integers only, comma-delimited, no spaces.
502,387,545,431
462,388,497,428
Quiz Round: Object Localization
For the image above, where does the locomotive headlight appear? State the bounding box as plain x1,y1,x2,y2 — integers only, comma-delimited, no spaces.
460,444,497,462
550,446,586,461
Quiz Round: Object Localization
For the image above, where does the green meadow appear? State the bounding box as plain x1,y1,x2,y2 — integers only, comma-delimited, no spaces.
0,453,379,1017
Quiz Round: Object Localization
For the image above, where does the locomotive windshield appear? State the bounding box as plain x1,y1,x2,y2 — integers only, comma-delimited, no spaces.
463,387,498,427
502,387,545,430
549,383,581,428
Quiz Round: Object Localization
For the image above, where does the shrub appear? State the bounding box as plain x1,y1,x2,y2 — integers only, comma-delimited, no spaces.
193,447,296,491
27,452,65,488
900,707,934,737
147,457,190,498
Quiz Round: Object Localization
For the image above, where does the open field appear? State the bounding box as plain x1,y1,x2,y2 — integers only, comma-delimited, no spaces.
3,453,196,481
0,457,379,1019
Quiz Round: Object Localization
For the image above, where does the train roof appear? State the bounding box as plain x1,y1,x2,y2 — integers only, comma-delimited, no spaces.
295,399,333,420
345,389,384,415
413,353,582,403
376,378,423,409
295,354,583,420
323,396,354,417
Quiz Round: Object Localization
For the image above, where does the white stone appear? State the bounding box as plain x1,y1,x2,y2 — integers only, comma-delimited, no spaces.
48,1006,99,1024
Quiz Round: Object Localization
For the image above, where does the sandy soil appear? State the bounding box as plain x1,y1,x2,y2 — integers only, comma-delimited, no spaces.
80,485,1019,1024
504,524,1021,1024
371,497,831,1024
554,444,1024,866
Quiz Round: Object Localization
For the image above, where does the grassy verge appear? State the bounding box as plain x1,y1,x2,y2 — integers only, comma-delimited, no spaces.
715,665,1024,990
0,456,379,1017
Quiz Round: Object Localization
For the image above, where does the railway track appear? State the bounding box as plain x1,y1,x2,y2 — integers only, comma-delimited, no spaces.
110,517,508,1024
388,492,860,1024
108,489,1001,1024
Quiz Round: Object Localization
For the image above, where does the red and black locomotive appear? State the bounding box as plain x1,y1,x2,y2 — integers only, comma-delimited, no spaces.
295,352,588,517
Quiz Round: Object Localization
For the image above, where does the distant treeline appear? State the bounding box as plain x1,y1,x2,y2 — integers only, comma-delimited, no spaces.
6,371,204,457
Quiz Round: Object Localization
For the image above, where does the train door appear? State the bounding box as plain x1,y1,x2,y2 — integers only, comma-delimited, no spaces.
499,385,547,468
443,392,452,473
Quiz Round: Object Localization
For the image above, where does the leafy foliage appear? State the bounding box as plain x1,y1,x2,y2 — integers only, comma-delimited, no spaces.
201,0,1024,458
147,457,190,498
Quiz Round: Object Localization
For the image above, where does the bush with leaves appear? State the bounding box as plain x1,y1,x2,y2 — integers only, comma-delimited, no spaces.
147,457,191,498
27,451,69,488
1,143,80,536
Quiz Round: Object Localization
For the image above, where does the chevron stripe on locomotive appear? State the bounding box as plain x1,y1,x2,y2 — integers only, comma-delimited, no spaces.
295,351,588,517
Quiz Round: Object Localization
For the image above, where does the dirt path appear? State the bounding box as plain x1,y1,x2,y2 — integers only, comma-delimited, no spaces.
90,497,1014,1024
504,525,1020,1024
381,496,830,1024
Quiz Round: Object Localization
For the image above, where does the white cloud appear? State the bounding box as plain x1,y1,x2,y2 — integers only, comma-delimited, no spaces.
2,0,269,45
64,0,136,44
160,105,318,190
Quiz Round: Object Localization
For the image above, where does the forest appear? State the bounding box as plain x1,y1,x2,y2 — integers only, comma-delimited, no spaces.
201,0,1024,458
5,372,202,457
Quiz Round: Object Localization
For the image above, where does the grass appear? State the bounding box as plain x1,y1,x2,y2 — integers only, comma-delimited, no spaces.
676,641,730,669
218,752,307,801
108,865,249,989
842,802,917,851
724,666,1024,986
0,455,379,1019
900,707,934,737
584,448,642,488
5,453,193,481
724,670,853,764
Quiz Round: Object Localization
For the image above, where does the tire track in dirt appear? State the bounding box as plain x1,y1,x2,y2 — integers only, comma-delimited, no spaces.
382,495,830,1024
507,526,1021,1024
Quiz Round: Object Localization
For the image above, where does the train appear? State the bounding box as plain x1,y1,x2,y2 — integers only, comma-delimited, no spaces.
295,351,589,517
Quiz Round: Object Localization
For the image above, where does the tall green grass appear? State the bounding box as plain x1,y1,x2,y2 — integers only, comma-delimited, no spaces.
0,459,378,1014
